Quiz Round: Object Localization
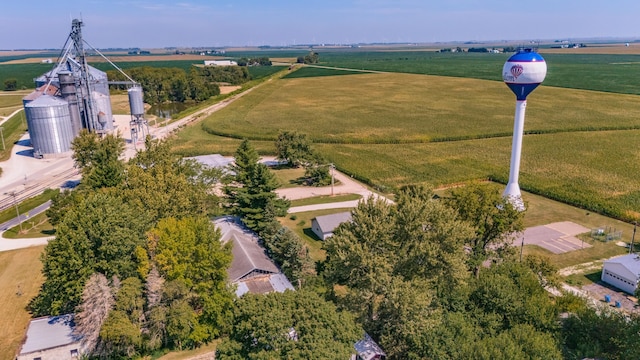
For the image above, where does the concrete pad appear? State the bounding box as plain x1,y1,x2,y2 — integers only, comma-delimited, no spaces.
546,221,591,236
515,222,592,254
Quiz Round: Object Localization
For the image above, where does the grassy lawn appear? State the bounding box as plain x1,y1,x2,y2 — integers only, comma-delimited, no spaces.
290,194,362,207
0,246,45,360
279,208,354,262
154,340,219,360
271,167,306,188
3,212,54,239
0,110,27,161
0,95,24,108
0,105,22,117
564,270,603,287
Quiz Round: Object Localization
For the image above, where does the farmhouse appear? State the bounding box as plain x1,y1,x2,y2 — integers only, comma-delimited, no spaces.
601,254,640,294
214,216,294,297
311,212,352,240
204,60,238,66
16,314,85,360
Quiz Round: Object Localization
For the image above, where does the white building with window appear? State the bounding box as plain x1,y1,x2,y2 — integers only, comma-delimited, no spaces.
601,254,640,295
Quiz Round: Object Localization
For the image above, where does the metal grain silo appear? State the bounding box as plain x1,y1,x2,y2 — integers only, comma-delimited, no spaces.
128,87,145,116
92,91,114,132
24,95,75,157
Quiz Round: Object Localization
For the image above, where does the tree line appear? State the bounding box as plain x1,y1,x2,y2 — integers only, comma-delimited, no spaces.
107,65,252,105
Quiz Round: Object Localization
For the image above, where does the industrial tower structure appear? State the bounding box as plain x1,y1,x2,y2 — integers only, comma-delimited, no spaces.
22,19,146,158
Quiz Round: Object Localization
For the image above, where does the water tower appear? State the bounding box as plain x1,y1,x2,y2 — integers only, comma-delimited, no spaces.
502,49,547,210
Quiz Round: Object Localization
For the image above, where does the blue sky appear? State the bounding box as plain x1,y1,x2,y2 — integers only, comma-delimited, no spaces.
1,0,638,49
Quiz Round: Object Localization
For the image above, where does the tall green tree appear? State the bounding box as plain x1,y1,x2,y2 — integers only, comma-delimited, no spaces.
275,131,314,167
99,277,145,358
226,140,289,234
29,193,148,316
148,217,234,340
71,130,125,190
445,182,524,277
216,290,362,360
323,196,396,324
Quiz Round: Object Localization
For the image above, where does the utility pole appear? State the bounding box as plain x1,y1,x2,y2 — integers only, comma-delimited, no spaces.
6,191,22,232
330,163,335,196
630,221,637,254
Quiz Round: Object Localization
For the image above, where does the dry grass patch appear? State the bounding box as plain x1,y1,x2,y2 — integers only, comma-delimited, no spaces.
0,246,45,360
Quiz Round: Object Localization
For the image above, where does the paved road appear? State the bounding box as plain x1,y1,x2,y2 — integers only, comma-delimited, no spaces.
0,200,53,252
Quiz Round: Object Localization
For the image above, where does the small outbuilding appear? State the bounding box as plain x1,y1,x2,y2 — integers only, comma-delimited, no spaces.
351,333,386,360
311,211,352,240
204,60,238,66
601,254,640,294
16,314,85,360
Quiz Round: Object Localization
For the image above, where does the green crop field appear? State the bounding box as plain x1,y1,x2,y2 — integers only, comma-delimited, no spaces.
316,51,640,95
283,66,375,79
171,70,640,222
195,73,640,144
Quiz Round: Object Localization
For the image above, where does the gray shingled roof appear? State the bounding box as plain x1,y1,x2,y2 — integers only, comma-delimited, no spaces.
313,212,352,234
19,314,81,355
214,216,279,282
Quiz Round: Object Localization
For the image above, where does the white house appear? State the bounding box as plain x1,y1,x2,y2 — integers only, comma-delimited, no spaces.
16,314,85,360
204,60,238,66
311,212,352,240
601,254,640,294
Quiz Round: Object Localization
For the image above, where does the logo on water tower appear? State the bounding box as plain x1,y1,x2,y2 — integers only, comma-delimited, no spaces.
510,64,524,79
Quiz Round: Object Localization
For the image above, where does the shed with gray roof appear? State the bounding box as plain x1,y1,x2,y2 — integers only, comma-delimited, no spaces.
602,254,640,294
16,314,85,360
311,211,352,240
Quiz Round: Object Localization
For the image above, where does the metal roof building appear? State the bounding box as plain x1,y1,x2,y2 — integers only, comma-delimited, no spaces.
602,254,640,294
16,314,85,360
214,216,294,297
311,211,352,240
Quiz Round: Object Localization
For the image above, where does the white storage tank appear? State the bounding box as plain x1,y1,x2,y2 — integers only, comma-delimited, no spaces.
128,87,145,116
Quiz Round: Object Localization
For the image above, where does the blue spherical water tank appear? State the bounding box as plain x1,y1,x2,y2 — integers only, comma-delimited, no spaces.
502,49,547,100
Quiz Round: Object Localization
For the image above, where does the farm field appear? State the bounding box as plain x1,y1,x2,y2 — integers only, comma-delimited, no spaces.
0,246,45,360
197,72,640,143
171,70,640,222
316,51,640,95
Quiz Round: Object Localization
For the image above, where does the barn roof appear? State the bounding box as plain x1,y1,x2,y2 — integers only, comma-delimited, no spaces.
214,216,280,283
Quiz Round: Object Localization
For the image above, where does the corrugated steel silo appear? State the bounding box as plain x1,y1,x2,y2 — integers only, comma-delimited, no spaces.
24,95,75,157
128,87,145,116
92,91,114,131
58,71,83,136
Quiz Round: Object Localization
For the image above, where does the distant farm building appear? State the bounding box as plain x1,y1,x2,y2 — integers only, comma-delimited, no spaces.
601,254,640,294
16,314,85,360
204,60,238,66
214,216,294,297
311,211,352,240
